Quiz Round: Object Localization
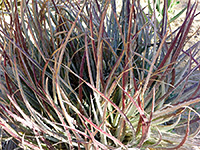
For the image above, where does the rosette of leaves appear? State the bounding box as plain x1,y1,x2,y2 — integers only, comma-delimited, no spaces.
0,0,199,149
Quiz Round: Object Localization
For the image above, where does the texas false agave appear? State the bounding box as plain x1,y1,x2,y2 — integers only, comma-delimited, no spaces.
0,0,199,149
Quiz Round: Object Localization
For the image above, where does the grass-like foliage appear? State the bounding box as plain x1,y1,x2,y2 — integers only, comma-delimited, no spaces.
0,0,200,149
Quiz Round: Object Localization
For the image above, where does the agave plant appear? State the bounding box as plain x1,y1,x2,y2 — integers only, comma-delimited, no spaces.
0,0,200,149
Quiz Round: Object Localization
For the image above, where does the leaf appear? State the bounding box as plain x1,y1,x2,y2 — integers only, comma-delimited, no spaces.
169,6,187,23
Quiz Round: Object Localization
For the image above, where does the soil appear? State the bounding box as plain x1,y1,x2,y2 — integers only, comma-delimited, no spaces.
170,0,200,51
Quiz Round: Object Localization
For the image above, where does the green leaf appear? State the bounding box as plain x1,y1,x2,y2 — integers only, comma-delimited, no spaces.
169,6,187,23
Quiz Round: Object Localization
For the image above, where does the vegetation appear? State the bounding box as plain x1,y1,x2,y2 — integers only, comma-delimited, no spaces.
0,0,199,149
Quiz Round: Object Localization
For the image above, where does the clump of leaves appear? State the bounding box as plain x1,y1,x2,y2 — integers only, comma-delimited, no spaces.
0,0,200,149
147,0,187,24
